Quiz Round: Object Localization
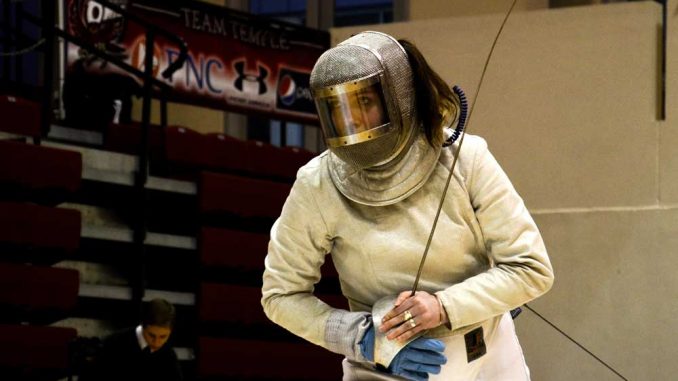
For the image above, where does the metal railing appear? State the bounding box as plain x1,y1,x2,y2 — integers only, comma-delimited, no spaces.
1,0,189,312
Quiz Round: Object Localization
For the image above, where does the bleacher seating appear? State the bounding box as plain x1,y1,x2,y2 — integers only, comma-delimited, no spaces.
200,283,348,324
279,145,316,177
0,140,82,204
103,121,164,157
0,201,81,254
165,125,209,171
3,50,328,381
105,122,316,181
0,324,77,377
198,337,343,380
0,262,79,324
203,133,249,174
0,94,42,138
2,3,336,379
247,139,315,181
0,89,83,378
199,225,340,283
199,227,269,271
0,117,331,379
199,172,291,219
199,283,269,325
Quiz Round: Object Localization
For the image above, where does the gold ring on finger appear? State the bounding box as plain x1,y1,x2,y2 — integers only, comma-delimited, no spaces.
409,318,417,328
403,310,413,322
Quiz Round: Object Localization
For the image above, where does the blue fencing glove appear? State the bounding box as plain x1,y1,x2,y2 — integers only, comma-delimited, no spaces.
359,324,376,362
360,326,446,381
388,337,447,381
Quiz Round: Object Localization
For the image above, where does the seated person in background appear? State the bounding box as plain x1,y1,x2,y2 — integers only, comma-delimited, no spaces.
87,298,183,381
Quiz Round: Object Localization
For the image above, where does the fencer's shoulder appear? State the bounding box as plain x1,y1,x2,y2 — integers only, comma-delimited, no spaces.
455,134,488,154
294,150,330,188
443,134,490,182
447,134,489,164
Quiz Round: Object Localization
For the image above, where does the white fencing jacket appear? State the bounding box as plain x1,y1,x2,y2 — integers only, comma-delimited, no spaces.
262,134,554,379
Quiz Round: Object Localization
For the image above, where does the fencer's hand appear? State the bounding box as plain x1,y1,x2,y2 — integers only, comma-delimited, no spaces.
388,337,447,381
378,291,442,342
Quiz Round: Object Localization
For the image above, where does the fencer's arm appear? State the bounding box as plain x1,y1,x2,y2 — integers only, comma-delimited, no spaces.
261,170,372,363
436,136,554,331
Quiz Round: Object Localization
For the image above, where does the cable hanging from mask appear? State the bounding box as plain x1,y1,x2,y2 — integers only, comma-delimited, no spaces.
443,85,468,146
408,1,629,380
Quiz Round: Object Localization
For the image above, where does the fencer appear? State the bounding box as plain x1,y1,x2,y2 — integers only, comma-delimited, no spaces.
262,31,554,381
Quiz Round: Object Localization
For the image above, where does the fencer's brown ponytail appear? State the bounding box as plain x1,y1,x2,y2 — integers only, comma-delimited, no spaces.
398,39,457,148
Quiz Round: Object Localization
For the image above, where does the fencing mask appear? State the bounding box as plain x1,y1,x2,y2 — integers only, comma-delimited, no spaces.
310,31,441,206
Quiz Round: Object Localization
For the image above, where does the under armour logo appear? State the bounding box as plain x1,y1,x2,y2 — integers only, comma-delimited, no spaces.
233,60,268,95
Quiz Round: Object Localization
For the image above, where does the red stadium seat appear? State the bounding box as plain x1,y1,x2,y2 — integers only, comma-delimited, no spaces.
200,226,339,275
103,121,164,157
246,139,286,179
203,133,249,173
0,263,79,323
0,202,81,252
246,140,315,181
0,140,82,202
201,224,340,274
164,125,208,170
0,324,77,370
277,145,316,179
199,227,268,270
199,283,348,325
199,172,291,219
198,337,343,380
199,283,269,325
0,94,41,138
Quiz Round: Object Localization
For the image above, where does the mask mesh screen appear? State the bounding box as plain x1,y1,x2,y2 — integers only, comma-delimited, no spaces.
310,45,381,87
332,131,399,169
311,33,415,169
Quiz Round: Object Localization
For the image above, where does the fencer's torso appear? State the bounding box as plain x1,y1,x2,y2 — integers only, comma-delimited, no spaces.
262,134,552,380
322,143,488,325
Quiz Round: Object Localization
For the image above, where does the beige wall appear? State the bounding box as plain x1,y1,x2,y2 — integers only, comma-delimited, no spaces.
408,0,548,19
334,1,676,380
130,99,226,134
664,0,678,205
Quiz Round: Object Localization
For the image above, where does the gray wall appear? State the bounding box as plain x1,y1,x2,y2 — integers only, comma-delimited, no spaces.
334,1,677,380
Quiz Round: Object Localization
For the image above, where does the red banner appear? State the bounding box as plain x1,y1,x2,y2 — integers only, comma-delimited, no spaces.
64,0,329,124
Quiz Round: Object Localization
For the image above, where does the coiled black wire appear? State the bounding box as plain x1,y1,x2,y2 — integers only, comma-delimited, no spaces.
443,85,468,146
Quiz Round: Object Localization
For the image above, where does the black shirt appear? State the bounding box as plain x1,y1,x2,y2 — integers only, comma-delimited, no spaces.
88,328,183,381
